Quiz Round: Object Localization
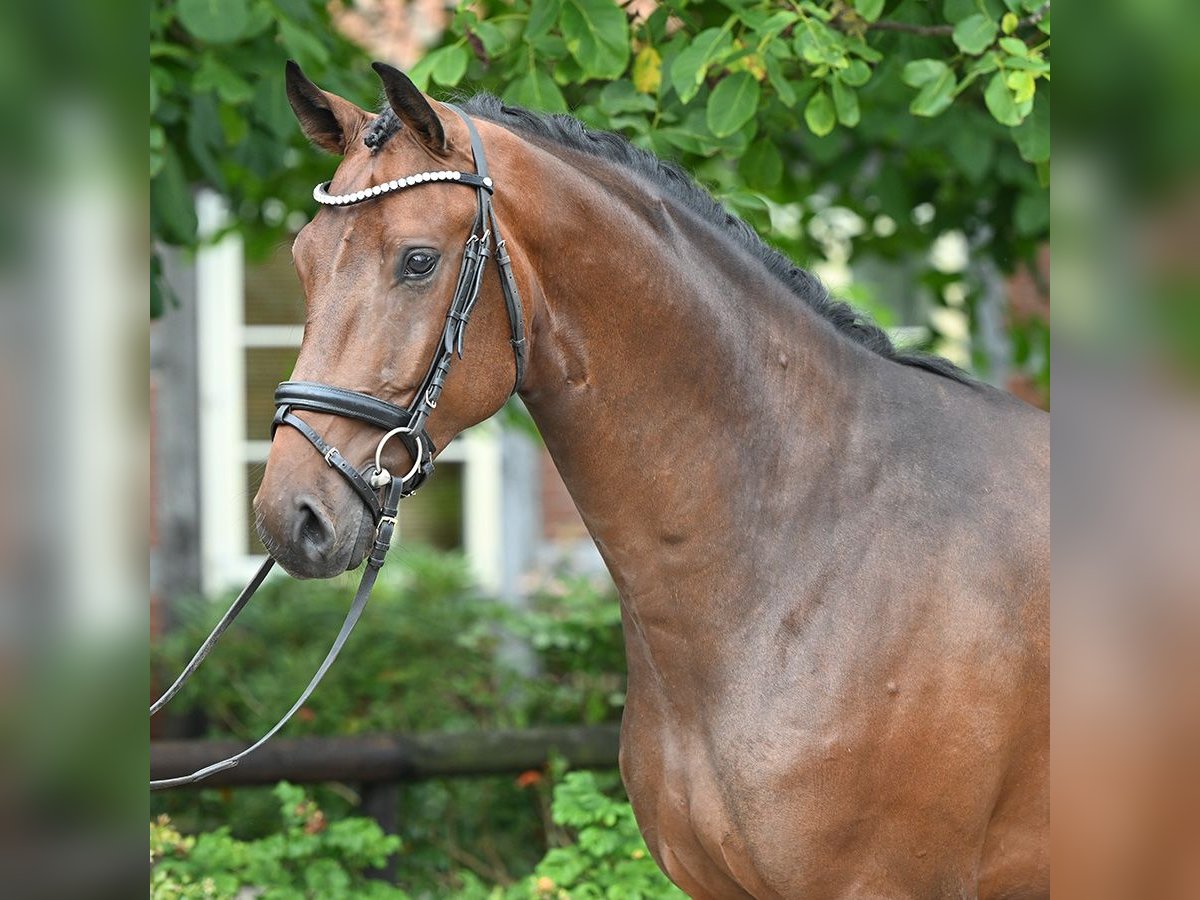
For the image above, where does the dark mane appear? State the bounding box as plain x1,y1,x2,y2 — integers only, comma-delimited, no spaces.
371,97,971,384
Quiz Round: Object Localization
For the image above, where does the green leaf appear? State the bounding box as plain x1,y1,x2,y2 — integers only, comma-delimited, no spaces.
946,122,994,182
845,37,883,63
764,54,797,106
149,125,165,178
706,72,760,138
831,79,860,127
910,68,956,117
839,60,872,87
561,0,630,79
253,65,294,139
804,89,836,137
1011,92,1049,162
953,14,999,55
1003,54,1050,73
739,139,783,189
218,102,248,145
902,58,950,88
278,18,330,67
598,80,656,115
186,93,223,185
1001,11,1019,33
944,0,1003,23
669,28,731,103
177,0,249,44
150,145,197,245
194,55,254,105
1014,189,1049,236
756,10,799,41
984,71,1022,125
150,42,192,61
406,52,437,91
507,70,568,112
526,0,563,39
793,28,842,67
1006,70,1036,103
656,125,707,155
432,45,469,86
999,37,1028,56
854,0,885,22
471,20,508,57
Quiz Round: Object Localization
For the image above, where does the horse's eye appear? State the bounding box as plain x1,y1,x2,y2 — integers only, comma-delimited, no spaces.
402,250,439,278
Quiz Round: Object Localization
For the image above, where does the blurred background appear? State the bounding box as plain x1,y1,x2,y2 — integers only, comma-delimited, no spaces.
2,0,1198,896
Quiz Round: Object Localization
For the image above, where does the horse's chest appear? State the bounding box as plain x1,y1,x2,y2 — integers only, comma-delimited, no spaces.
617,687,788,899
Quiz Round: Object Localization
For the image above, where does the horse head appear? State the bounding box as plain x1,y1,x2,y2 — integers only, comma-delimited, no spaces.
254,62,530,577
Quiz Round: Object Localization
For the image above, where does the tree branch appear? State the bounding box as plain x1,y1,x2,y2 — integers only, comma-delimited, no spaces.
851,2,1050,39
864,20,954,36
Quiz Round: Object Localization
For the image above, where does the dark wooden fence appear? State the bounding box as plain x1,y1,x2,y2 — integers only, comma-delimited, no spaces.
152,724,619,883
150,723,621,787
152,724,621,880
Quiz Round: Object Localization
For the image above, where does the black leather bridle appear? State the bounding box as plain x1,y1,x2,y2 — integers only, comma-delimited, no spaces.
151,106,526,790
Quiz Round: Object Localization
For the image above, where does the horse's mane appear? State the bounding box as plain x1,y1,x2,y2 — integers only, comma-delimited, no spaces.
368,96,971,384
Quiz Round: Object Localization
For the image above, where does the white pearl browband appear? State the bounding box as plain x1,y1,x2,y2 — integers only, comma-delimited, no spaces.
312,171,493,207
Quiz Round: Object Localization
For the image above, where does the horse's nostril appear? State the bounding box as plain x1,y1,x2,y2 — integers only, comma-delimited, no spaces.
294,496,335,560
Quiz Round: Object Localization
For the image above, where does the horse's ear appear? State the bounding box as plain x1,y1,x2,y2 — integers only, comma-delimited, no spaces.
285,60,370,155
372,62,447,154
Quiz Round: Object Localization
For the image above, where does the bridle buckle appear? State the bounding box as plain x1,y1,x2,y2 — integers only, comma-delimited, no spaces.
323,446,339,466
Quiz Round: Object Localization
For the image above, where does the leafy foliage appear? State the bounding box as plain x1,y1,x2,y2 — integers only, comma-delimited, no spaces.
151,783,405,898
151,774,683,899
427,0,1051,396
527,771,685,899
150,0,369,314
153,549,624,739
151,0,1050,398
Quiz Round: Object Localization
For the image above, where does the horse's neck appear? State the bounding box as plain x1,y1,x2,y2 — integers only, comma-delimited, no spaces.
507,148,883,614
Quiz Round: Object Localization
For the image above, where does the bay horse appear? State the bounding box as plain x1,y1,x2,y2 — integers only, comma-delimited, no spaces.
255,62,1049,898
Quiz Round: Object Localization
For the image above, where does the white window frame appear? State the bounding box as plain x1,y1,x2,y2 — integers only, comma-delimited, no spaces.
194,192,505,596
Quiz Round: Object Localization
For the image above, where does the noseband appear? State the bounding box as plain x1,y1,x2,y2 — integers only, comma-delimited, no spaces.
151,106,526,789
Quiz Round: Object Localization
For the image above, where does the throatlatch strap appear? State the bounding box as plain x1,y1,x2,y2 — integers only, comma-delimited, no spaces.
445,103,528,394
489,206,527,392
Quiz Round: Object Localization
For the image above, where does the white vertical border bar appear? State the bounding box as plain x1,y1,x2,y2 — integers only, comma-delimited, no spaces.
195,190,248,596
462,423,503,593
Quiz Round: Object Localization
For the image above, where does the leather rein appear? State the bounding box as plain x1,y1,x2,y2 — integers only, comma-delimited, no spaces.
150,106,527,790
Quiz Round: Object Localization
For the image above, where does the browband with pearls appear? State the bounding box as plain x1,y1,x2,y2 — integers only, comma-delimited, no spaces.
313,170,493,207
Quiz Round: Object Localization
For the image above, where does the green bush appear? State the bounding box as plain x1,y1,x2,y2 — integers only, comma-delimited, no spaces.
152,549,629,892
152,773,683,899
154,549,623,739
153,0,1051,399
525,771,685,900
151,782,406,899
